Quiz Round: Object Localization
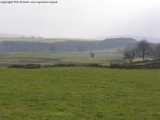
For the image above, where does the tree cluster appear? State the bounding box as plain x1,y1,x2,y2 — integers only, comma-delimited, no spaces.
123,40,160,63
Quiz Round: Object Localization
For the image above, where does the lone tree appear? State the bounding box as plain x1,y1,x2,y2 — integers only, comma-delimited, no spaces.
90,52,95,58
136,40,150,62
123,45,136,64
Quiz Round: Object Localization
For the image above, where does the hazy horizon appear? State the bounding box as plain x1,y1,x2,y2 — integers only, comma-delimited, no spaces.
0,0,160,41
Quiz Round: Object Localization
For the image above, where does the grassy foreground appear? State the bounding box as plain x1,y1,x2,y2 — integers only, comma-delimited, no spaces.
0,67,160,120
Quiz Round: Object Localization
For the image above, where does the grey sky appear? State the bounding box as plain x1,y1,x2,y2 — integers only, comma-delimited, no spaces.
0,0,160,39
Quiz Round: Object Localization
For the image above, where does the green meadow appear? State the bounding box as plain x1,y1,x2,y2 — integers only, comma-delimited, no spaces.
0,67,160,119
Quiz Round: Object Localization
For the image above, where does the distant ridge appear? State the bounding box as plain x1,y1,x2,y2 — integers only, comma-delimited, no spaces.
0,33,96,42
0,33,95,40
1,33,159,43
96,35,160,43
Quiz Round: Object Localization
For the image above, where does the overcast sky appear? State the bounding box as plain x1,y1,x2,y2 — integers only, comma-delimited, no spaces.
0,0,160,39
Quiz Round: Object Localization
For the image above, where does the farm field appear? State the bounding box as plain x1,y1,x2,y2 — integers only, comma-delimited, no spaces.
0,67,160,119
0,52,123,67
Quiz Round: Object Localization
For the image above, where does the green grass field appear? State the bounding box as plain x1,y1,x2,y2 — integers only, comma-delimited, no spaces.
0,67,160,119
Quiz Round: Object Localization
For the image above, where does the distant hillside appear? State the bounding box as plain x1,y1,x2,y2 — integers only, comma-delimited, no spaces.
125,35,160,43
0,33,96,42
97,35,160,43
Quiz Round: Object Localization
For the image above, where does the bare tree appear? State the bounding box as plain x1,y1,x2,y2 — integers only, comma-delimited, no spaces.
136,40,150,62
123,45,136,64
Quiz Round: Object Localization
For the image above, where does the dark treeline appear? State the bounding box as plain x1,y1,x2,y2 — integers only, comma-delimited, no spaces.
0,38,136,53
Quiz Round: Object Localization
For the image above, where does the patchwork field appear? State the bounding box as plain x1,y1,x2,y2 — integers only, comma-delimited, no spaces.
0,67,160,119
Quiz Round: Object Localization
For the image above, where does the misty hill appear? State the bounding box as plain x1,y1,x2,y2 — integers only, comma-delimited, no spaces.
124,35,160,43
97,35,160,43
0,37,137,53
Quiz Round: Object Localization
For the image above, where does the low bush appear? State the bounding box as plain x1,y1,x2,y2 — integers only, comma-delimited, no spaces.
8,64,41,69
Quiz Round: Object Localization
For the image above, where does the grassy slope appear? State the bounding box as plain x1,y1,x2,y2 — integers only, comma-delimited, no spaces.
0,67,160,119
